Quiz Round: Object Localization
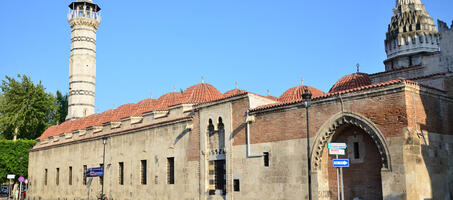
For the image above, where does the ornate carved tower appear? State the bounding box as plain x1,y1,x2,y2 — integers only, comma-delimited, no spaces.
384,0,439,70
66,0,101,120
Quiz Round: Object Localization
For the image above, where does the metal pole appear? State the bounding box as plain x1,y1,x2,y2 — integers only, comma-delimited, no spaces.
102,138,106,199
336,155,340,200
340,167,345,200
8,179,11,200
305,101,312,200
19,182,22,200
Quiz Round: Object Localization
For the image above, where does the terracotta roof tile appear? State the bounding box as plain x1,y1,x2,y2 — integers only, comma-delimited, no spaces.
252,79,404,112
155,92,184,110
278,85,325,102
224,89,247,97
182,83,224,104
111,103,137,121
329,73,372,93
132,98,155,116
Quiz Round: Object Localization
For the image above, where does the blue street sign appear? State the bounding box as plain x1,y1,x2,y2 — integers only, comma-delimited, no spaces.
18,176,25,183
85,167,103,177
328,143,347,149
333,159,350,168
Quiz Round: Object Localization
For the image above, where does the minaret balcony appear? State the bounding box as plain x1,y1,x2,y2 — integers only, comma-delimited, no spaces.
68,10,101,23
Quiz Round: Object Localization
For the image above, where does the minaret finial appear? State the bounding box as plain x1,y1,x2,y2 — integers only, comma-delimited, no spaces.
356,63,360,73
174,85,177,92
201,76,204,83
150,92,153,99
235,81,238,89
267,89,270,96
301,78,304,86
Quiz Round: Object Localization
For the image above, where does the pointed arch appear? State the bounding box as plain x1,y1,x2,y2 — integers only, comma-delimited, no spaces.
310,112,391,171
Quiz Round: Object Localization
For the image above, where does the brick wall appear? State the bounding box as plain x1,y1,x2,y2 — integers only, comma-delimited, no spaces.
187,113,200,161
242,90,408,146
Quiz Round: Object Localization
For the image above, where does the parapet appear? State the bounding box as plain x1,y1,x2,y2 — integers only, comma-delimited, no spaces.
438,20,453,32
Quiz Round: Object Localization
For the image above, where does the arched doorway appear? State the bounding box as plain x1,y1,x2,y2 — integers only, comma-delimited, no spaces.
327,125,383,199
311,113,391,200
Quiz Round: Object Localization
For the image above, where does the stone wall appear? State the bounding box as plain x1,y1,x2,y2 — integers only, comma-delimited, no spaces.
28,119,198,200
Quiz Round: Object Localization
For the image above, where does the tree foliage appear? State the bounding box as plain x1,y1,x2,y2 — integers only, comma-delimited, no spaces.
0,139,36,183
56,90,68,124
0,75,58,140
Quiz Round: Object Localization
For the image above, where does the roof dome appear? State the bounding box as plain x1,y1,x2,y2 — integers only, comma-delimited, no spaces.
132,98,155,116
329,73,372,93
183,83,224,104
155,92,184,110
278,85,325,102
224,88,247,97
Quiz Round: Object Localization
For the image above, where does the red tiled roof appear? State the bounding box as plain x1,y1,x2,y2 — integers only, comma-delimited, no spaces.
224,88,247,97
182,83,224,104
98,109,116,125
329,73,372,93
278,85,325,102
111,103,137,121
33,116,193,150
132,98,155,116
38,125,58,140
155,92,184,110
252,79,407,112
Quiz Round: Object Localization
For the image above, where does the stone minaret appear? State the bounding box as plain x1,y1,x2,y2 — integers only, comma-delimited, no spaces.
66,0,101,120
384,0,439,70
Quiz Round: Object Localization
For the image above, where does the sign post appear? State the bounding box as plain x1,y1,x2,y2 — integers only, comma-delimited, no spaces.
328,143,348,200
18,176,24,200
7,174,15,200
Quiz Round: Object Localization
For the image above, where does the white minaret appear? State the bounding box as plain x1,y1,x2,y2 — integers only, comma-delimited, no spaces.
66,0,101,120
384,0,439,70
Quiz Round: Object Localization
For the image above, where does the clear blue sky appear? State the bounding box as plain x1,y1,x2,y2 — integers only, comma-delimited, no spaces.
0,0,451,113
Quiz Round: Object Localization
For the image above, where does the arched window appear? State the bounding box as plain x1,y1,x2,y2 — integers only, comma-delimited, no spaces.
208,119,215,136
218,117,224,131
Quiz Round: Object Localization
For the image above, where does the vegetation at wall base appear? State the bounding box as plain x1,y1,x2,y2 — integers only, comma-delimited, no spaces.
0,139,36,183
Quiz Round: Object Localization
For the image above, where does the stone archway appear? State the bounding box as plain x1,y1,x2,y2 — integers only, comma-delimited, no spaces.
310,112,391,200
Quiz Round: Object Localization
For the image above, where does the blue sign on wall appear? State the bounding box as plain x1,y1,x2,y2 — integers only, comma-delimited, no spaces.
85,167,103,177
332,159,350,168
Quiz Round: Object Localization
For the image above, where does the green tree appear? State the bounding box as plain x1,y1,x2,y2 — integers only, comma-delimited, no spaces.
56,90,68,124
0,139,36,183
0,75,57,140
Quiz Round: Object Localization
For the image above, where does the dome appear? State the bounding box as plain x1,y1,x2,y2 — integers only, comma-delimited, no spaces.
278,85,325,102
132,98,155,116
111,103,137,121
224,88,247,97
155,92,184,110
329,73,372,93
182,83,224,104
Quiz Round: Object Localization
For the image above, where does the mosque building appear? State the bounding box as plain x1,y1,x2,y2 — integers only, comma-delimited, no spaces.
28,0,453,199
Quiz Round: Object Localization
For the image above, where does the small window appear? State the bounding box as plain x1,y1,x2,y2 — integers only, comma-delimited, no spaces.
119,162,124,185
234,179,240,192
83,165,87,185
141,160,147,185
44,169,48,186
354,142,360,159
167,157,175,184
69,166,72,185
263,152,269,167
56,168,60,186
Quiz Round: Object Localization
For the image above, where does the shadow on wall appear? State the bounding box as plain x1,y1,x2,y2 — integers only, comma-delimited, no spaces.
411,88,453,199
